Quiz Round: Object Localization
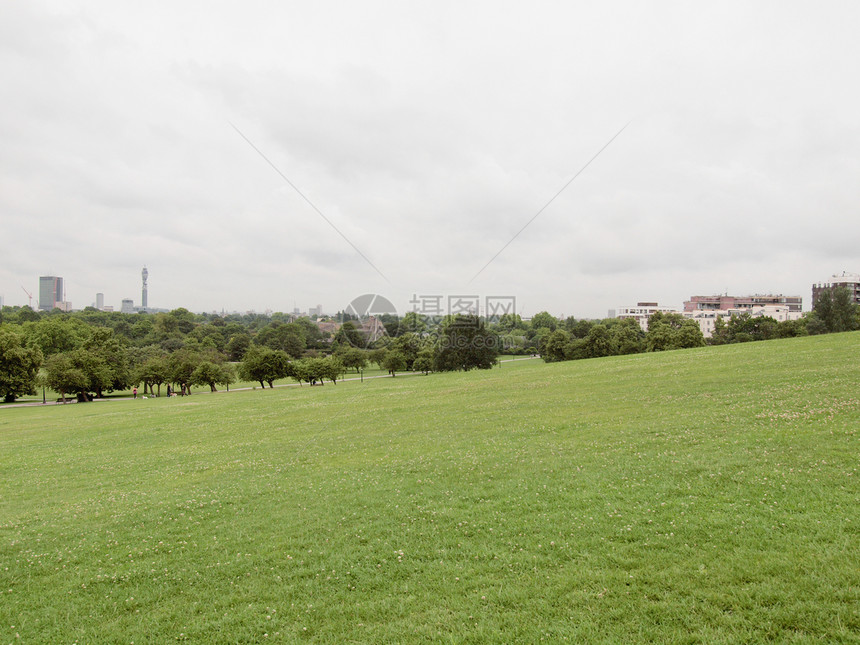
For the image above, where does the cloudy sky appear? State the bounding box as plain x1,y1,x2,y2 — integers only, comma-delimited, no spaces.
1,1,858,318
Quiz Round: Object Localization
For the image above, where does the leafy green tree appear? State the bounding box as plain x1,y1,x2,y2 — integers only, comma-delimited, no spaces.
334,321,365,348
289,357,343,385
238,346,291,388
583,324,612,358
168,308,197,334
190,361,235,392
804,313,827,336
23,316,91,356
43,354,88,403
154,312,180,337
530,326,552,353
335,346,368,373
255,322,306,358
292,318,325,349
811,286,859,333
564,338,589,360
566,318,594,339
645,323,675,352
647,311,687,332
610,318,644,355
226,333,252,361
777,318,807,338
540,329,570,363
530,311,558,332
398,311,428,335
496,313,525,333
391,332,424,369
675,319,706,348
378,314,400,338
323,357,344,384
382,350,407,376
434,315,499,371
413,348,434,374
83,328,132,394
16,306,41,323
368,348,388,369
709,316,730,345
134,354,170,396
187,324,227,351
0,327,43,402
43,349,112,402
501,333,527,355
167,349,201,395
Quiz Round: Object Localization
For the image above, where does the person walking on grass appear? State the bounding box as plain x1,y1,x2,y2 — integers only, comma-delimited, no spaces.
133,387,137,399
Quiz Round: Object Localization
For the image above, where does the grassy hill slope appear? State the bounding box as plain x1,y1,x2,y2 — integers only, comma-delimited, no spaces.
1,334,858,643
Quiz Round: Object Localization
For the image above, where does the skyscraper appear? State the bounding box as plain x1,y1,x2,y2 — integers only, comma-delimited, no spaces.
141,266,148,311
39,276,63,311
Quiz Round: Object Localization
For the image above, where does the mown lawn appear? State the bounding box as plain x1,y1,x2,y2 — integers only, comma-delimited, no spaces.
1,334,858,643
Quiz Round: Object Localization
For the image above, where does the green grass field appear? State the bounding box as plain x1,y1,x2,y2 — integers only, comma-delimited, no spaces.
1,334,858,643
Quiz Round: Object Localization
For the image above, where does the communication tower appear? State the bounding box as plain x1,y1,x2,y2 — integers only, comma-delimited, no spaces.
141,266,149,311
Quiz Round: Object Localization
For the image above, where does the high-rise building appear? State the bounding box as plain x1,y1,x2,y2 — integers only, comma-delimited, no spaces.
121,299,135,314
141,266,148,311
812,272,860,308
96,293,105,310
39,276,63,311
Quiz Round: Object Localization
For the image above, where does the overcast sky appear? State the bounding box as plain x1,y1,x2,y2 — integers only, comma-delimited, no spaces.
1,1,858,318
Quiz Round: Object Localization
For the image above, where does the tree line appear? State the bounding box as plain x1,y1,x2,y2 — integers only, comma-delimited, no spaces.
0,287,857,403
0,305,498,403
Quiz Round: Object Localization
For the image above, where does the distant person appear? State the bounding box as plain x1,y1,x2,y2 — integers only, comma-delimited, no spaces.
133,387,137,399
167,385,171,397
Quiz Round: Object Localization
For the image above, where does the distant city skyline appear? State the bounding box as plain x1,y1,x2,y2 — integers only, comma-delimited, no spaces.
7,266,858,320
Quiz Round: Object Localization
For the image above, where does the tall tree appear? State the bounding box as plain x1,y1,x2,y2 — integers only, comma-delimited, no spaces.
335,346,368,373
43,349,112,402
190,361,235,392
134,354,170,396
382,350,407,376
255,322,306,358
813,286,859,333
530,311,558,332
610,318,644,355
333,321,365,348
540,329,570,363
238,346,291,388
167,349,202,395
23,316,90,356
583,324,612,358
434,315,499,371
0,327,43,402
83,328,132,394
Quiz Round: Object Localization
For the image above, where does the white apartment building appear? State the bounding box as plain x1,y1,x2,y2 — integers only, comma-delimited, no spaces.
616,302,680,331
